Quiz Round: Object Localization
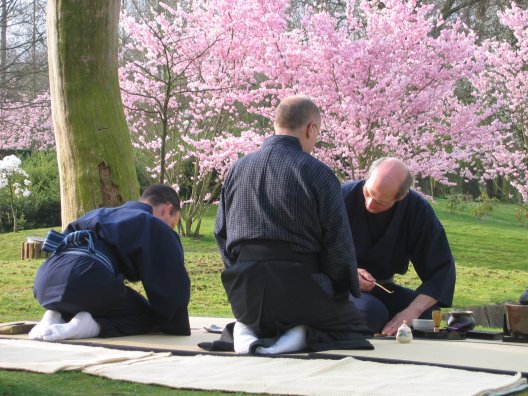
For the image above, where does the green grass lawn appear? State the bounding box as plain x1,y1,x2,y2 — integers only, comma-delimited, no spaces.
0,200,527,394
0,370,251,395
394,199,528,307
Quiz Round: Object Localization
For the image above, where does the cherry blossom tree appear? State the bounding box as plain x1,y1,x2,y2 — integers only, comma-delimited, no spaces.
256,0,526,200
287,1,488,180
121,0,527,236
0,0,51,151
472,2,528,202
120,0,286,236
0,91,54,150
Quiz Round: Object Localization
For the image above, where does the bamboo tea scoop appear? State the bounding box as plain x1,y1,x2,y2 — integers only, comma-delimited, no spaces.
374,282,394,294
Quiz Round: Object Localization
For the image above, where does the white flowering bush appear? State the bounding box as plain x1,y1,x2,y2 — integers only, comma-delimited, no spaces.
0,155,31,232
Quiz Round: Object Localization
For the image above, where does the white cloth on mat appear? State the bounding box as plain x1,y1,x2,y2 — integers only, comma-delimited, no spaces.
0,338,170,373
84,354,527,396
0,338,525,395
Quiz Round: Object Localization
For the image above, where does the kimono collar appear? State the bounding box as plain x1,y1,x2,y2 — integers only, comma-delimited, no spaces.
122,201,153,214
262,134,303,151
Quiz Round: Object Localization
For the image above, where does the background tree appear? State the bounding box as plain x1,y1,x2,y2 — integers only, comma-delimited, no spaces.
1,0,527,235
431,0,528,39
120,0,280,236
0,0,52,151
47,0,139,227
472,3,528,202
121,0,528,212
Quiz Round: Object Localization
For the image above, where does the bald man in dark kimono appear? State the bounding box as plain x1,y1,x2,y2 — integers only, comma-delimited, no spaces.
342,158,456,335
215,95,372,354
30,185,191,341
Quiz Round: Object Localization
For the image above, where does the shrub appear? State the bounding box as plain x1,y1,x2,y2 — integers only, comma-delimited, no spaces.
446,194,472,213
514,204,528,226
22,151,61,229
0,151,60,232
472,193,498,220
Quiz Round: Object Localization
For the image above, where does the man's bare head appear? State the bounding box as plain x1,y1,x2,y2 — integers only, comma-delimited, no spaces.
363,157,413,213
140,184,181,228
274,95,321,153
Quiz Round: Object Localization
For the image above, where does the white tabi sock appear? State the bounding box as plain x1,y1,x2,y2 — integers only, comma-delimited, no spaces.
28,310,64,340
255,325,307,355
41,311,100,341
233,321,259,354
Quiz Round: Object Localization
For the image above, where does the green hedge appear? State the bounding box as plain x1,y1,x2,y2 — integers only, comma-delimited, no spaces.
0,151,61,233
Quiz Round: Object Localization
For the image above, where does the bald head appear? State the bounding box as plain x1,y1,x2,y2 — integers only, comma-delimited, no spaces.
363,157,413,213
274,95,321,153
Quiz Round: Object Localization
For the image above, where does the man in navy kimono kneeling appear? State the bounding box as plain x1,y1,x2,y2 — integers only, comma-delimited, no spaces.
29,185,191,341
342,158,456,336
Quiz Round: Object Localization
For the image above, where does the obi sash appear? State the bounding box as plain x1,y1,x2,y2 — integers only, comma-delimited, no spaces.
42,229,115,273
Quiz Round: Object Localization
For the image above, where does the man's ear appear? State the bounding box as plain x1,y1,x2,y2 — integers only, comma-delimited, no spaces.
163,203,174,217
305,121,315,139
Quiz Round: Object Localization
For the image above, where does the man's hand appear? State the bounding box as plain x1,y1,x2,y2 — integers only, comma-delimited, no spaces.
358,268,376,292
381,308,419,336
381,294,438,336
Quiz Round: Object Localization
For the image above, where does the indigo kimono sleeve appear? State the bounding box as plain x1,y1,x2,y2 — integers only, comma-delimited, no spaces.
136,219,191,335
410,206,456,307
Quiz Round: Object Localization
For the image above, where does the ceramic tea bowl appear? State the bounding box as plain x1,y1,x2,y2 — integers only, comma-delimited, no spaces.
412,319,434,332
447,310,476,332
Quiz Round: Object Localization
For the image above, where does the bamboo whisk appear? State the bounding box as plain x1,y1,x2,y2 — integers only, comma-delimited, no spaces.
432,310,442,333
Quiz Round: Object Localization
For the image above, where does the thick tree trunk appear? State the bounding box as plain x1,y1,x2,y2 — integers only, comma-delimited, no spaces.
47,0,139,228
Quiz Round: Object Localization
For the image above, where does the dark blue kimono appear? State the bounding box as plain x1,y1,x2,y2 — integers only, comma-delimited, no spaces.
33,201,191,337
342,180,455,331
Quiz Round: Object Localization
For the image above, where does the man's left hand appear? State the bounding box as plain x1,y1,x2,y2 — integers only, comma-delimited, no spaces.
381,294,438,336
381,308,419,336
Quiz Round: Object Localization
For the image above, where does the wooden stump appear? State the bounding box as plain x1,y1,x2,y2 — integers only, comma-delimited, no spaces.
468,304,506,328
21,237,50,260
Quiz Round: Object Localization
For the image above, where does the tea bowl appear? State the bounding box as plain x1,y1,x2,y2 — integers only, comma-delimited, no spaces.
412,319,434,332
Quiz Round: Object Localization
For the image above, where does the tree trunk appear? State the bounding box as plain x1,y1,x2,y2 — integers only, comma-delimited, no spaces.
47,0,139,228
8,182,17,232
462,179,481,199
485,179,496,199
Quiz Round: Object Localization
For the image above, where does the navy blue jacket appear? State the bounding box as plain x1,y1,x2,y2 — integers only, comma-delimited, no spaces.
65,201,191,333
342,180,455,306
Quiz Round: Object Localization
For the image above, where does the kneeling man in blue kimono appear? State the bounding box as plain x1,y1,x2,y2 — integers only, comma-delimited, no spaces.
342,158,456,336
29,185,191,341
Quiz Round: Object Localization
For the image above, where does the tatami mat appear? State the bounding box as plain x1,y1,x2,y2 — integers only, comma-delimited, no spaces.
316,337,528,376
83,354,527,396
0,338,526,396
1,317,527,377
